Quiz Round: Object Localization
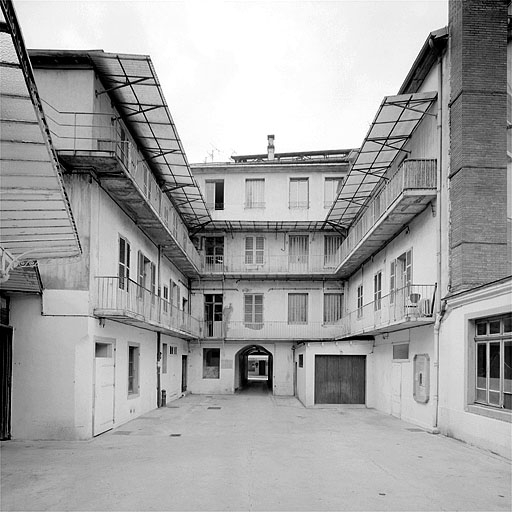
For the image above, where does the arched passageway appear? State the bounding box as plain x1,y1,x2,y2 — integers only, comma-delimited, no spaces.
235,345,273,395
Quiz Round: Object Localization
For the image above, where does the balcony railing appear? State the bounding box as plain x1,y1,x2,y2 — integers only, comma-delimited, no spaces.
43,106,202,271
94,276,200,338
340,284,436,336
202,253,342,275
337,159,437,265
201,320,345,340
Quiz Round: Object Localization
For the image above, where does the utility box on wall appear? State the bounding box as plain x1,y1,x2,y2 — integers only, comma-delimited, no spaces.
413,354,430,403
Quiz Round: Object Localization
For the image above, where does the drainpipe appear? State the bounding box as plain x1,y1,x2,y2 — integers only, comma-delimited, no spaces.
432,49,444,434
156,245,162,407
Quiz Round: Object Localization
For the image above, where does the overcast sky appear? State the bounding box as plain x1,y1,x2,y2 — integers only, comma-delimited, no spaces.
15,0,448,163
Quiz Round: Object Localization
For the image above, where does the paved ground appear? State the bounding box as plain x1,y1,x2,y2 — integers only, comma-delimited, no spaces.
1,383,511,511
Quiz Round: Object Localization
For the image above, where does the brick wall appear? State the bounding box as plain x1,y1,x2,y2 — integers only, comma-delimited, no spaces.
448,0,509,292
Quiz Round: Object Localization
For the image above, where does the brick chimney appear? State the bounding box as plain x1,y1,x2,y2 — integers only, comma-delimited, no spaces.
448,0,509,292
267,134,275,161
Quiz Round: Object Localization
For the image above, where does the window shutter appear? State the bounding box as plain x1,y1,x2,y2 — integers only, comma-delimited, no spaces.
255,237,265,264
245,237,254,264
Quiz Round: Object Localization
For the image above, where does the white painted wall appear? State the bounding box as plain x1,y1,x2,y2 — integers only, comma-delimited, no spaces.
159,334,187,402
439,281,512,458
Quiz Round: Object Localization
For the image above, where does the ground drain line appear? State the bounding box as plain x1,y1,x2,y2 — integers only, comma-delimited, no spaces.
207,406,221,410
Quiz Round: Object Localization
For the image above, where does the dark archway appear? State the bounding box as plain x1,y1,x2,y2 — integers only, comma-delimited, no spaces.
235,345,273,395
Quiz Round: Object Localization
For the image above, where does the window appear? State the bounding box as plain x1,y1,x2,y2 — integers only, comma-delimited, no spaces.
171,280,177,308
324,177,343,208
288,293,308,324
203,348,220,379
205,180,224,210
374,271,382,311
298,354,304,368
289,178,309,209
245,236,265,265
357,285,364,318
244,294,263,328
128,345,140,395
161,343,168,374
288,235,309,270
324,293,343,324
205,294,223,337
474,314,512,410
390,250,412,303
118,236,131,290
245,179,265,208
393,343,409,360
324,235,342,267
205,237,224,271
163,285,169,312
170,346,178,355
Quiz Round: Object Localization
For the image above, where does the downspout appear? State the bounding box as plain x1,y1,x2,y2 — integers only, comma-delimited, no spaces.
156,245,162,407
432,49,444,434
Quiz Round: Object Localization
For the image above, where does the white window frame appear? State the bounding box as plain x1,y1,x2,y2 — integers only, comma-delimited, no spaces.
245,178,265,209
374,271,382,311
245,236,265,265
357,285,364,319
244,293,264,328
128,343,140,396
289,178,309,209
118,235,131,290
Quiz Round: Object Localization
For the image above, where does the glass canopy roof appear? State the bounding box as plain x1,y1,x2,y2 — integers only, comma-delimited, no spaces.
324,91,437,229
0,2,81,273
85,51,212,230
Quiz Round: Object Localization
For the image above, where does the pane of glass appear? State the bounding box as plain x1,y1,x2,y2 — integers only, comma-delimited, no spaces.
476,388,487,402
503,393,512,411
489,320,501,334
476,322,487,336
488,390,500,405
504,341,511,393
489,342,501,390
503,314,512,333
476,344,486,389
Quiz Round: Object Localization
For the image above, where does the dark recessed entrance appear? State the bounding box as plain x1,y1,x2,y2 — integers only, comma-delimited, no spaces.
235,345,273,395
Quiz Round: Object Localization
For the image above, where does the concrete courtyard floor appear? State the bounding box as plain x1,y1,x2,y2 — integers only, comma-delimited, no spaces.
1,384,511,512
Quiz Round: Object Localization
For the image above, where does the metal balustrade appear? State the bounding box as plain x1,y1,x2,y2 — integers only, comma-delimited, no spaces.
202,254,341,274
337,159,437,265
95,276,200,337
341,284,436,336
42,106,202,271
202,320,346,340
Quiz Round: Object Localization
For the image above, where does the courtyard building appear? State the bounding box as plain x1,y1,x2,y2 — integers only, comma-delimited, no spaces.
0,0,510,460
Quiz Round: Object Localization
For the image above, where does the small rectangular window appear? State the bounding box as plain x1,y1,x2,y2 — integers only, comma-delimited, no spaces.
298,354,304,368
162,343,168,374
393,343,409,360
288,293,308,324
203,348,220,379
128,345,140,395
289,178,309,209
245,179,265,208
163,285,169,312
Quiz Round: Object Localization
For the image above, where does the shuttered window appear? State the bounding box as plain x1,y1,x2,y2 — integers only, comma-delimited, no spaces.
324,177,343,208
357,285,364,318
245,236,265,264
374,271,382,311
205,180,224,210
289,178,309,209
245,179,265,208
244,294,263,327
288,293,308,324
324,293,343,324
324,235,342,267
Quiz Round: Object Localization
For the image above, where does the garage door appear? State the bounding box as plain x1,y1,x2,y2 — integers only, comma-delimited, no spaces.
314,355,366,404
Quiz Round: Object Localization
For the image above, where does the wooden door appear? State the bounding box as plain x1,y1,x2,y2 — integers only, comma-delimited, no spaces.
93,342,115,436
391,363,402,418
315,355,366,404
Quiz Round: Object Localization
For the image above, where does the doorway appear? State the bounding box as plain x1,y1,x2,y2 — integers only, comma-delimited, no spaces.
181,355,188,392
1,326,12,440
235,345,273,394
93,340,115,436
204,294,223,337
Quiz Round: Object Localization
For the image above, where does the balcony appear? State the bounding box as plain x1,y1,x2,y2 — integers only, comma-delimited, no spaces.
335,159,437,278
94,276,200,339
339,284,436,338
43,108,202,276
202,254,342,278
201,320,345,341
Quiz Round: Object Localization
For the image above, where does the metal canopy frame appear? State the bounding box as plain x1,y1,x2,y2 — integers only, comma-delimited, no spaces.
0,0,81,279
203,220,339,233
86,51,211,230
323,91,437,230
